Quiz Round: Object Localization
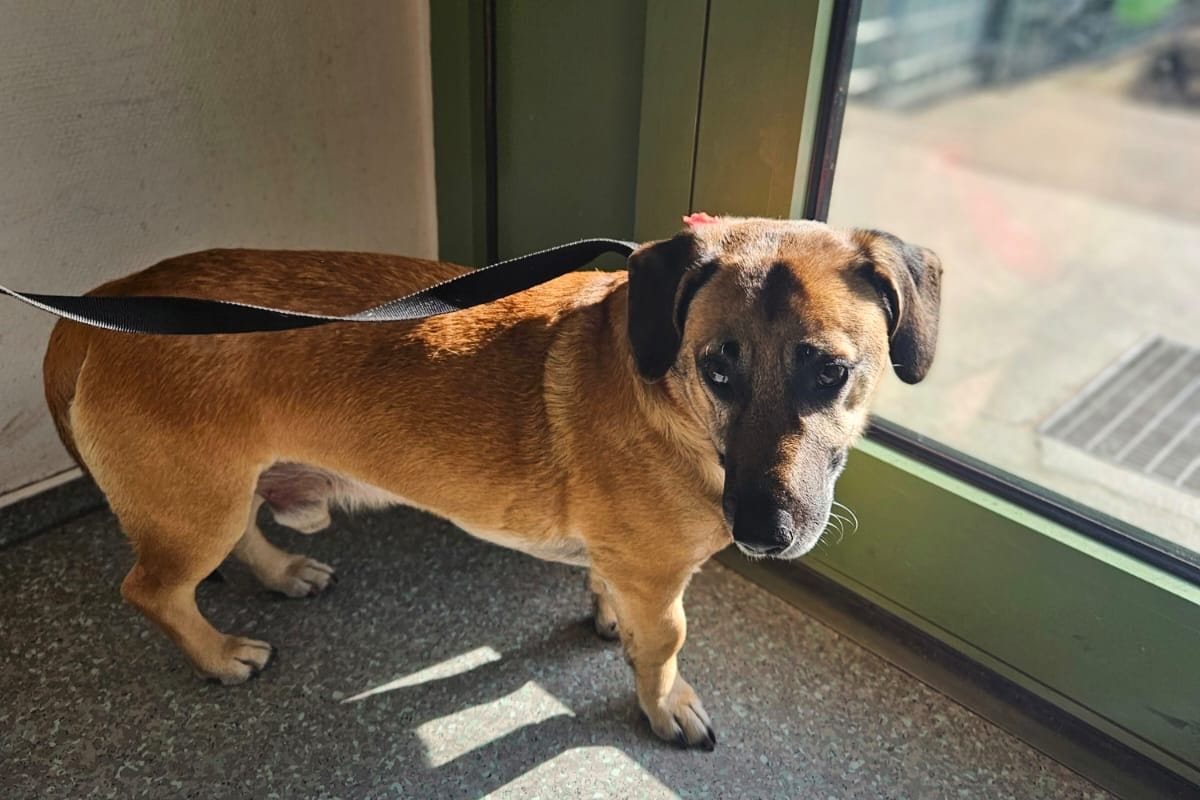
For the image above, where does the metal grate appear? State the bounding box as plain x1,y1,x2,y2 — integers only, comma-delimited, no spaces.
1040,337,1200,495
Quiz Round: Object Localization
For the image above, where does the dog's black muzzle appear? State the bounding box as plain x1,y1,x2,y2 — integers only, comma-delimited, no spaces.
723,488,797,556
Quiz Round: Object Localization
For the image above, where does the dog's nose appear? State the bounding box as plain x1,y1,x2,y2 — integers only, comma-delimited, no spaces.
733,503,795,555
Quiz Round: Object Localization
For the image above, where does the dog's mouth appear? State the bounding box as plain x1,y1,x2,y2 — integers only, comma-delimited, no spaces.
734,532,821,561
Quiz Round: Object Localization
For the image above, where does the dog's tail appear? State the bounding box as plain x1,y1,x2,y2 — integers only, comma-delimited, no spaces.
42,320,89,470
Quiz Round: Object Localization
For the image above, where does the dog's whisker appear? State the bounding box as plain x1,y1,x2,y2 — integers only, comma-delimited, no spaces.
827,516,846,537
832,501,859,533
824,516,847,544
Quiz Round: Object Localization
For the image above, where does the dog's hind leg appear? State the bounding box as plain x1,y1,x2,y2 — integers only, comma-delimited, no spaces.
268,499,332,534
112,478,274,685
69,354,277,684
232,496,337,597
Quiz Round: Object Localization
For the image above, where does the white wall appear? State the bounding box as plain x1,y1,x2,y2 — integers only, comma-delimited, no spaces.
0,1,437,500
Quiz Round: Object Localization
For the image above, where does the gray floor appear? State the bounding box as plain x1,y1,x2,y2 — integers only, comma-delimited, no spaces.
2,506,1107,799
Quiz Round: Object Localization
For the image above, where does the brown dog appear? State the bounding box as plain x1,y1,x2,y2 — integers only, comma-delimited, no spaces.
41,216,941,749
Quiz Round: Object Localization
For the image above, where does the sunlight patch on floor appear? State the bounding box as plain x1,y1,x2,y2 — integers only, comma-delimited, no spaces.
417,681,574,768
342,646,502,703
486,747,677,799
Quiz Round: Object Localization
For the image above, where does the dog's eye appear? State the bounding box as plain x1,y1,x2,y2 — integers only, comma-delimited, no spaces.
816,362,849,389
705,362,731,386
700,350,736,398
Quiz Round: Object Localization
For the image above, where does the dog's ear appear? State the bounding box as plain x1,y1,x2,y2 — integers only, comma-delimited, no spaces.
626,233,712,382
853,229,943,384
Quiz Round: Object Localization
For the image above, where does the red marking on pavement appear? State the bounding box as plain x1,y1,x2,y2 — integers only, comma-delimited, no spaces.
936,147,1052,280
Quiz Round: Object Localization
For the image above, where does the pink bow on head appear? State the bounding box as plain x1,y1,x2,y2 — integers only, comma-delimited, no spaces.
682,211,717,227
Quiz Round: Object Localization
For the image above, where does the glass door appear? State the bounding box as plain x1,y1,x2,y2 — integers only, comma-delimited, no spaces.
826,0,1200,568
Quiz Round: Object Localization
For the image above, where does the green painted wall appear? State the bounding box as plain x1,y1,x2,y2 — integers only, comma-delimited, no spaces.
691,0,822,218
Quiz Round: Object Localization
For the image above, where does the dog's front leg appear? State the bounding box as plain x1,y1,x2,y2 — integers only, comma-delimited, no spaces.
605,575,716,750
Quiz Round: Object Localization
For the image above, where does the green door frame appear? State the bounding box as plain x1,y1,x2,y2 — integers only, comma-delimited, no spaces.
430,1,1200,792
432,0,649,266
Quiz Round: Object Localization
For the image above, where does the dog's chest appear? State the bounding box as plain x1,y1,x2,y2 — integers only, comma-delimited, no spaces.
451,520,590,567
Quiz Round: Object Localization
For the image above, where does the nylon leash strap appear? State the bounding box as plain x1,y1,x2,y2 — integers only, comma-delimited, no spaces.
1,238,637,335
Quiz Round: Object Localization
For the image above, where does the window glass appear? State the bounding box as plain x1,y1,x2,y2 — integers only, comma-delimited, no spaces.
829,0,1200,552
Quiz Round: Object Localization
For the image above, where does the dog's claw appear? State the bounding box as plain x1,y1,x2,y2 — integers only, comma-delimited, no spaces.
234,657,263,678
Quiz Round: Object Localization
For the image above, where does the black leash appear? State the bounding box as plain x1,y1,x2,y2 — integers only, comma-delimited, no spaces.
1,238,637,335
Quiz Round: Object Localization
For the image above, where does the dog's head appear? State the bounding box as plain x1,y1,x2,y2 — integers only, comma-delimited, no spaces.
627,216,942,559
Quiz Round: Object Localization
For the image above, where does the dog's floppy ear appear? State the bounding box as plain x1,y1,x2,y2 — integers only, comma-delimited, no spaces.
853,229,943,384
626,233,712,382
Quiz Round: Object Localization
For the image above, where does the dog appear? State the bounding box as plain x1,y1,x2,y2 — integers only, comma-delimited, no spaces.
41,215,941,749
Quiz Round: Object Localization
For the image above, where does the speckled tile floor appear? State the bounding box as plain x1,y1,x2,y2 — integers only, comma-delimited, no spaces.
1,506,1108,799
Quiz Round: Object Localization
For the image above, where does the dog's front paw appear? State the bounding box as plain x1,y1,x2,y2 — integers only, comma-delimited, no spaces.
642,677,716,751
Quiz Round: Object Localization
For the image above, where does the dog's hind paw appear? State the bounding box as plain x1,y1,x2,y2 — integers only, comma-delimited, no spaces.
197,636,274,685
266,556,337,598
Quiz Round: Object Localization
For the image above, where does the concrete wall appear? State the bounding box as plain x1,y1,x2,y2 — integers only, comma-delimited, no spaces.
0,1,437,501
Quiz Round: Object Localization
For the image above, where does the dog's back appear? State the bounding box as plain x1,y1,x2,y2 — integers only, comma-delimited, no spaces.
42,249,469,469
